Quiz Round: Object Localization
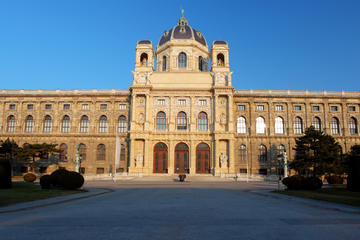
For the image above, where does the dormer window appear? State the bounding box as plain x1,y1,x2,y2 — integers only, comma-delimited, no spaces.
197,31,202,37
178,52,187,69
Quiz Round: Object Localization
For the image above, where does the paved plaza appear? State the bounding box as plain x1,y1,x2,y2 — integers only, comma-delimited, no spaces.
0,177,360,240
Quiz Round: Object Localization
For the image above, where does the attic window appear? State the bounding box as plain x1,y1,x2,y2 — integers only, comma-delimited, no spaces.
180,27,186,33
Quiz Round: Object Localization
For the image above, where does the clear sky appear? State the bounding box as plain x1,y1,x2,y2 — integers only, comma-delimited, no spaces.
0,0,359,91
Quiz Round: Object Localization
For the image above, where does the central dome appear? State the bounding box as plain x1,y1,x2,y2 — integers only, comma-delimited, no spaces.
158,14,207,48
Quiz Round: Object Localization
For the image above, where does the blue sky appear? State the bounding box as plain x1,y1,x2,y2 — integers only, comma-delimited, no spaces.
0,0,359,91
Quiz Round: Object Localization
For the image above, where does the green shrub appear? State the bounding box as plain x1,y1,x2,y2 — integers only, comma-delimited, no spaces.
282,175,322,190
326,175,343,184
62,171,84,190
0,159,12,189
23,172,37,183
50,168,69,187
40,174,52,189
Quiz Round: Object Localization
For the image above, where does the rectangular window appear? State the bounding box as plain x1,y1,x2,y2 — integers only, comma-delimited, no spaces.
312,106,320,112
239,168,247,174
119,104,126,110
100,104,107,110
82,104,89,110
199,99,207,106
96,168,104,174
45,104,52,110
63,104,70,110
178,99,186,105
157,99,165,105
275,105,283,111
237,105,245,111
257,105,264,111
330,106,338,112
294,105,302,111
349,106,356,112
9,104,16,110
27,104,34,110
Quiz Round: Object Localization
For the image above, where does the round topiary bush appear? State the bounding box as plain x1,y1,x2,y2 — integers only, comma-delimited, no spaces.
62,171,84,190
23,172,37,183
326,175,343,184
40,174,52,189
50,168,70,187
303,176,323,190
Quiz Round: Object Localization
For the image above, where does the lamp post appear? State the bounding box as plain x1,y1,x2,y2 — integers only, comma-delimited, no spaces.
75,143,80,173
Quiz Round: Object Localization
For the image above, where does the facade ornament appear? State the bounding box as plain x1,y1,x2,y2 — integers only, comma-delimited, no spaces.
135,153,143,168
220,153,228,168
220,113,227,125
138,113,145,124
132,71,152,85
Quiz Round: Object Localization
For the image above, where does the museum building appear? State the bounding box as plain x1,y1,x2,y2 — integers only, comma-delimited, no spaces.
1,14,360,177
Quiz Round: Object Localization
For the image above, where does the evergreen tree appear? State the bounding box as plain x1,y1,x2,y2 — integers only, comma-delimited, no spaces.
291,126,342,177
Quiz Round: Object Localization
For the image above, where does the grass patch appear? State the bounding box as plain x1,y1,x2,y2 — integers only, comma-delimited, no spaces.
0,182,85,207
275,185,360,207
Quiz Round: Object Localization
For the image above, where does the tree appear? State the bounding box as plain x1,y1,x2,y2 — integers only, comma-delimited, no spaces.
0,138,20,160
290,126,342,178
16,143,60,173
345,145,360,191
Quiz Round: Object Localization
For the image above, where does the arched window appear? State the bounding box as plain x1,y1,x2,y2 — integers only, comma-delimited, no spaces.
178,52,187,68
312,117,321,131
79,143,86,161
198,112,208,130
43,115,52,132
118,115,127,133
80,115,89,133
217,53,225,66
177,112,187,130
7,115,16,132
99,115,108,133
294,117,303,134
59,143,68,161
258,145,267,163
156,112,166,130
330,117,340,134
198,56,203,71
275,117,284,134
239,145,247,163
256,117,265,134
120,144,126,161
140,53,148,66
62,115,70,133
237,116,246,134
349,117,358,134
162,56,167,71
97,144,106,161
25,115,34,132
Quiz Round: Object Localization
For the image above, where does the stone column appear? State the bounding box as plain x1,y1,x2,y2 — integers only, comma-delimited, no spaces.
229,139,235,175
168,140,175,175
214,139,220,176
190,140,196,174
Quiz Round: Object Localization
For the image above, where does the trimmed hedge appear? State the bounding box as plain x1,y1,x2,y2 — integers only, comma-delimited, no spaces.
23,172,37,183
326,175,343,184
0,159,12,189
282,175,323,190
40,174,52,189
44,169,84,190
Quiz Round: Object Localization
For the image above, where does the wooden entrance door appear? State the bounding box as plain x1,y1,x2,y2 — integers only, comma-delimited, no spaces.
196,143,210,174
174,143,189,174
153,143,168,173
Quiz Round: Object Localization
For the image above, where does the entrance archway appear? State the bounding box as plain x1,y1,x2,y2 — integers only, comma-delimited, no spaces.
196,143,210,174
174,143,189,174
153,142,168,173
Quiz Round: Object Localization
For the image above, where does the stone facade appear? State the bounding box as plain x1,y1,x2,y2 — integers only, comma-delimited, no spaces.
1,15,360,177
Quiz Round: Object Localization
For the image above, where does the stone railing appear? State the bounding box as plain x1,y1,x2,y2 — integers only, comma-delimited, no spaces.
234,89,360,98
0,89,130,96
